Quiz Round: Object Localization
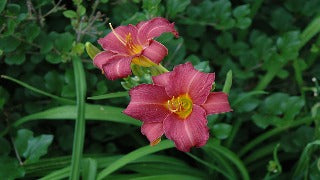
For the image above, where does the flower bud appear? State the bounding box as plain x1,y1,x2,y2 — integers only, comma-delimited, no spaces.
85,42,101,60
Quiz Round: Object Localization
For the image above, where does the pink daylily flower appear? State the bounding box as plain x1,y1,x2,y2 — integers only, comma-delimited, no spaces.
93,17,179,80
123,62,232,152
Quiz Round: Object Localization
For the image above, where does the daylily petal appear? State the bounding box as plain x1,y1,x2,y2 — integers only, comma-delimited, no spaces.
202,92,232,115
166,62,215,105
142,40,168,64
93,51,122,69
163,105,209,152
98,25,138,54
141,122,164,145
102,56,132,80
137,17,179,44
152,71,172,87
123,84,171,123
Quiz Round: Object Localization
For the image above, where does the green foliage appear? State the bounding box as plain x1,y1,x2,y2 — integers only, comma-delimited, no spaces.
1,0,320,179
14,129,53,163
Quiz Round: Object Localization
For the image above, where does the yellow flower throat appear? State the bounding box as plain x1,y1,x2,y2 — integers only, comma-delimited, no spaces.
109,23,155,67
166,94,193,119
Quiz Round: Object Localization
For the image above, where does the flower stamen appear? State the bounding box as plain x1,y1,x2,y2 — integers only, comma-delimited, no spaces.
109,23,126,46
167,94,193,119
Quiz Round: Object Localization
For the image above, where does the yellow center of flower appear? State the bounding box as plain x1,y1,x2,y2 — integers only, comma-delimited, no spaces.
166,94,193,119
109,23,156,67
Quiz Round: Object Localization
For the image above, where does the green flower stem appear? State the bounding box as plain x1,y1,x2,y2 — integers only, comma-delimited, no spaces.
238,117,313,157
150,63,169,76
69,56,87,180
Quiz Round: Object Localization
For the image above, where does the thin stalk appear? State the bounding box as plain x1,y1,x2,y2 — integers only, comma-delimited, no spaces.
69,56,87,180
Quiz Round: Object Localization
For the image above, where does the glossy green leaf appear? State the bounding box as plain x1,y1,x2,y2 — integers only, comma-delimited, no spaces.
63,10,77,18
0,0,7,13
0,36,21,52
0,137,11,155
87,91,128,100
82,158,97,180
14,129,34,155
0,156,25,179
213,123,232,139
166,0,191,18
23,134,54,163
97,140,175,179
24,23,40,42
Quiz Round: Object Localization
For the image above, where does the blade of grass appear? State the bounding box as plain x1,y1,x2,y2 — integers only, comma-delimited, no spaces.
87,91,128,100
82,158,97,180
38,154,183,180
12,104,140,127
292,140,320,179
96,140,174,180
238,117,313,157
1,75,74,104
186,152,233,179
131,174,202,180
205,143,250,180
69,56,87,180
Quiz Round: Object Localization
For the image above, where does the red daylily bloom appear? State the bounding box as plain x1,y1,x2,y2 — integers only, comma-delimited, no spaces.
123,62,232,152
93,17,179,80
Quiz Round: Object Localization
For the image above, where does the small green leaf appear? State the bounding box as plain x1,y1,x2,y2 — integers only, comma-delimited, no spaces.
44,71,64,93
23,134,54,163
63,10,77,18
4,51,26,65
54,32,74,52
166,0,191,18
142,0,161,17
14,129,34,155
0,86,9,110
24,23,40,42
45,52,61,64
233,5,251,29
0,36,21,52
7,3,20,15
0,0,7,13
0,137,11,155
0,156,25,179
72,42,85,56
77,5,86,16
213,123,232,139
277,31,301,59
212,0,235,30
194,61,211,73
216,32,233,49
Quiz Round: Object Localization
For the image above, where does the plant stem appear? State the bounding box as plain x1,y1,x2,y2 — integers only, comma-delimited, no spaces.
69,56,87,180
